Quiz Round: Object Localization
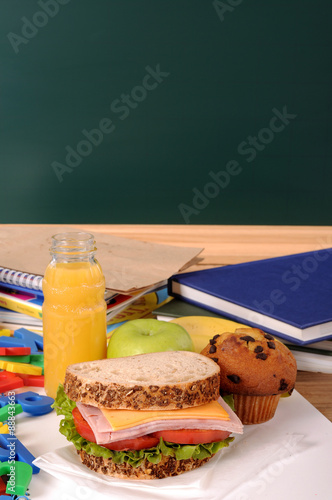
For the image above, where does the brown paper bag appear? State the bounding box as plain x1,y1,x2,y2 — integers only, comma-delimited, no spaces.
0,226,202,292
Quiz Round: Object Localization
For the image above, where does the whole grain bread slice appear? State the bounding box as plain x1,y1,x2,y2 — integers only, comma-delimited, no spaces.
63,351,220,410
77,448,214,479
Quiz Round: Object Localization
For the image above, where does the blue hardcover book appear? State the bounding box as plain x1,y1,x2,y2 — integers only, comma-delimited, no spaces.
168,248,332,345
0,282,44,297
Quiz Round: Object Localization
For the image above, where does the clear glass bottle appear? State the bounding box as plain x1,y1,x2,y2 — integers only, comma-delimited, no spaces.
42,232,107,398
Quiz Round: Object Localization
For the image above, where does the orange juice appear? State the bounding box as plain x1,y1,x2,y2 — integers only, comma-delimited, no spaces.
42,233,107,398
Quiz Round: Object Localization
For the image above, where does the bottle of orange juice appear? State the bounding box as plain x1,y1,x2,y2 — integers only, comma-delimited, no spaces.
42,232,107,398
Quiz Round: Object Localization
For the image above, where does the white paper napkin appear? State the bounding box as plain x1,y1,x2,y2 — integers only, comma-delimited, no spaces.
33,426,305,500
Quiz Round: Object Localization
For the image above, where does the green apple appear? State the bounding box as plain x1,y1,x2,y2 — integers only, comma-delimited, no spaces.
107,318,194,358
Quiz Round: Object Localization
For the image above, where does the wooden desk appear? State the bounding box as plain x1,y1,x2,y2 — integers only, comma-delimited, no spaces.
79,224,332,422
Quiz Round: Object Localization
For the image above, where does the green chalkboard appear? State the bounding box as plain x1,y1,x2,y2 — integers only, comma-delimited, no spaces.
0,1,331,224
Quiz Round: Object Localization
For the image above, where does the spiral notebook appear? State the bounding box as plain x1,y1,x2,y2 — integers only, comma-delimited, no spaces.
0,267,43,291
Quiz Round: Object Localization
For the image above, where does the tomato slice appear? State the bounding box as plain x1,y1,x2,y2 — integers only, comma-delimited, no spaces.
104,434,159,451
72,407,96,443
72,407,159,451
151,429,231,445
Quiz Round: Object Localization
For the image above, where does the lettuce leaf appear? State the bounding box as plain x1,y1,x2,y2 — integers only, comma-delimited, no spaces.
53,385,234,468
222,394,235,411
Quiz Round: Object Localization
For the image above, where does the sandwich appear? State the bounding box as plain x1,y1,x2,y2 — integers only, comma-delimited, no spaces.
53,351,243,479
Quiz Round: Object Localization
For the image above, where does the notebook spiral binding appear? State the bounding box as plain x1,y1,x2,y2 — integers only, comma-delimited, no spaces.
0,267,43,291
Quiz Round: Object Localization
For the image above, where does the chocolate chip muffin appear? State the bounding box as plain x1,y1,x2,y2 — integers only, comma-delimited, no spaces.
200,327,297,424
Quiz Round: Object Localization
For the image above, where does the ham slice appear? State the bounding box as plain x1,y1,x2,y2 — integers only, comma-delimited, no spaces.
76,404,112,444
77,397,243,445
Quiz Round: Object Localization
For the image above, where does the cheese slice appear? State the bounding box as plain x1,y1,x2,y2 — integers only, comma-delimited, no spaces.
100,400,230,432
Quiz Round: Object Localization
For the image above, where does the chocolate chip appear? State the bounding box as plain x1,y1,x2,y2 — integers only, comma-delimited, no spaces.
227,374,241,384
264,333,274,340
256,352,268,360
279,379,288,391
254,345,264,353
212,334,220,340
211,357,219,363
267,341,276,349
240,335,256,343
209,338,217,345
209,344,217,354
